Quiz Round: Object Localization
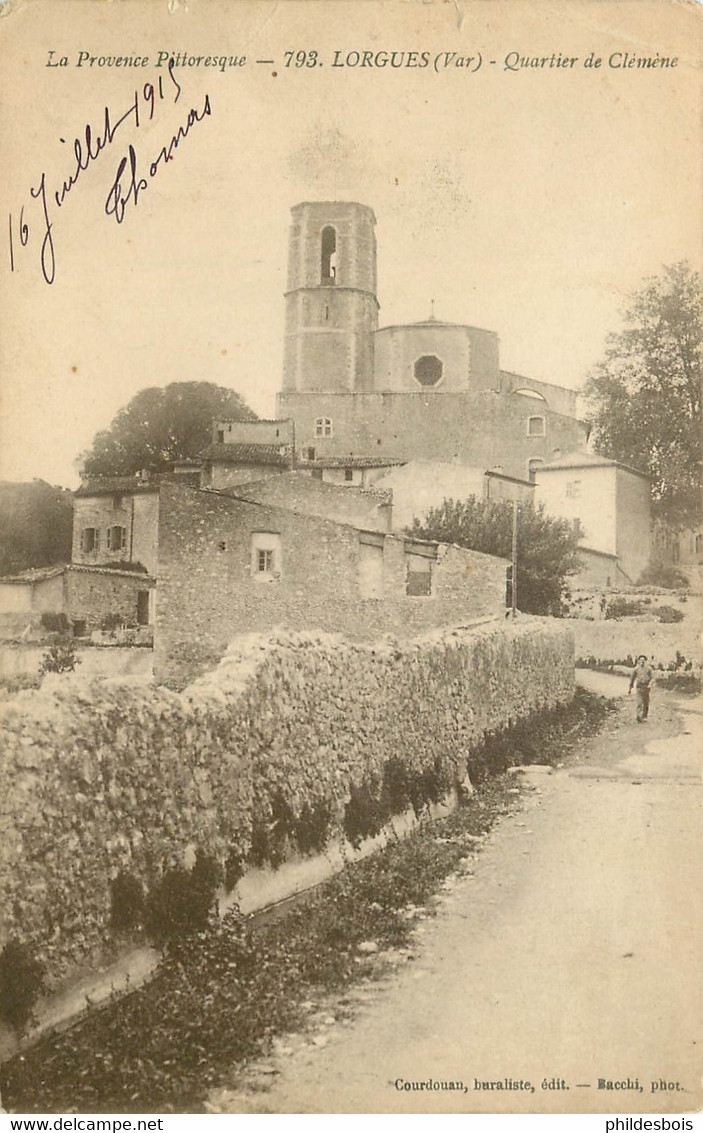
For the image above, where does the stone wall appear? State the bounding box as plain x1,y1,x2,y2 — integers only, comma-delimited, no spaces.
233,473,393,533
72,493,160,575
571,618,701,668
65,569,153,630
0,644,153,680
373,322,500,393
277,389,587,484
154,483,507,686
0,617,573,985
0,676,252,983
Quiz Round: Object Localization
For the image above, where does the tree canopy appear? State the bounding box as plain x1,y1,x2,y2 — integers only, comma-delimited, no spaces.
0,481,73,576
583,262,702,526
409,496,582,616
80,382,258,477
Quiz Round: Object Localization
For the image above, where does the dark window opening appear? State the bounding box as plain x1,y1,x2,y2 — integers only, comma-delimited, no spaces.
527,416,546,437
113,494,123,510
321,226,337,284
307,447,316,461
137,591,150,626
217,429,225,444
81,527,99,554
344,468,354,482
324,304,330,321
414,355,443,387
258,549,274,573
407,568,432,597
106,525,127,552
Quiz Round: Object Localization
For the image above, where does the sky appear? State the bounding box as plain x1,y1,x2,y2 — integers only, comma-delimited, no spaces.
0,0,699,488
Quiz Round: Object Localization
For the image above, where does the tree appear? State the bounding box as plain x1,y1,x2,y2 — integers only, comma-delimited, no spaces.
583,263,702,526
0,480,73,576
80,381,258,477
409,497,582,616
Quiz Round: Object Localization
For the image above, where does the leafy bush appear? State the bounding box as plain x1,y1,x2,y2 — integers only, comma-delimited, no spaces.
39,637,81,674
343,776,387,848
224,849,245,893
101,561,149,574
409,496,582,616
110,872,145,931
0,674,42,698
101,612,127,632
145,851,222,945
655,672,701,694
250,791,334,867
40,612,71,635
637,559,689,589
657,605,684,623
0,940,44,1032
605,597,648,620
343,757,456,848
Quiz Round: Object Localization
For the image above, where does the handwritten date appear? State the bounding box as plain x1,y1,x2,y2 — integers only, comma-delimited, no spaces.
8,62,211,284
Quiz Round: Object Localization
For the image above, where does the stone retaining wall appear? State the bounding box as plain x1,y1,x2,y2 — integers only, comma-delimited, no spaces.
0,617,573,986
571,618,701,668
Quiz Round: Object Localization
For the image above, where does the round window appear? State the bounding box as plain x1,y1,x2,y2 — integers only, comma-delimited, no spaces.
414,355,443,387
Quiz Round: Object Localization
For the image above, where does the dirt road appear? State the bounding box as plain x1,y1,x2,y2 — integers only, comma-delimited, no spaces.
211,676,703,1115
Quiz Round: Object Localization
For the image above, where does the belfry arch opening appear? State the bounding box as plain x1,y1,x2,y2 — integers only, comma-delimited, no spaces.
321,227,337,284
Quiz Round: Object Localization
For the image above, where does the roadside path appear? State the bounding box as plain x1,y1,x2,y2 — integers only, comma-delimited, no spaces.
211,678,703,1115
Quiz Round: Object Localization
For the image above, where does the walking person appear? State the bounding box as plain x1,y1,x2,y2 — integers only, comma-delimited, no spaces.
629,654,654,722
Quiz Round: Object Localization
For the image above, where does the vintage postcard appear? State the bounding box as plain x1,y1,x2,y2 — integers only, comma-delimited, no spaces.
0,0,701,1120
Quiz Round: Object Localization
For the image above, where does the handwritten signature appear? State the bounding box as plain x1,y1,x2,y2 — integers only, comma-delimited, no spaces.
8,61,212,284
104,94,212,225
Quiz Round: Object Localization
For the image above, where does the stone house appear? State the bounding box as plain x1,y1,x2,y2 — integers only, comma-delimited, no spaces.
71,475,507,684
73,475,160,575
534,453,651,585
67,462,511,684
371,460,536,532
154,481,508,683
226,469,394,533
0,563,154,635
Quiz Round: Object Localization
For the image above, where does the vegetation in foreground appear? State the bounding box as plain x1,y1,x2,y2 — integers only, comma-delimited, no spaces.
1,689,615,1114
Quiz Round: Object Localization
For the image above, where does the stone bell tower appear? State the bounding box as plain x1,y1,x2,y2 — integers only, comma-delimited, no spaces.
282,201,379,394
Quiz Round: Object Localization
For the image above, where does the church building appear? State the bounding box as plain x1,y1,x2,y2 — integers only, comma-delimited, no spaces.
276,201,588,484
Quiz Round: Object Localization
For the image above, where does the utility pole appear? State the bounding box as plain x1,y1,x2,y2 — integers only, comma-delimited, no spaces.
511,499,519,618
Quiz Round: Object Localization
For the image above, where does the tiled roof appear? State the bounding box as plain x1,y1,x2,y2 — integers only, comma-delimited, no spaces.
377,319,495,335
539,452,649,478
67,564,154,580
0,563,154,583
0,565,67,584
75,476,159,496
214,417,290,425
302,456,407,469
201,443,293,466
